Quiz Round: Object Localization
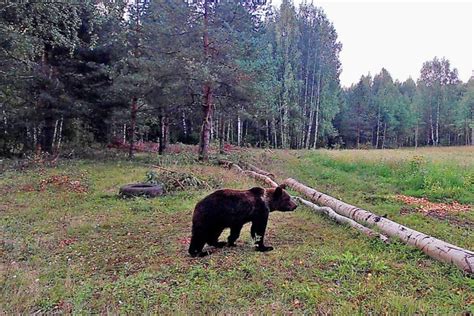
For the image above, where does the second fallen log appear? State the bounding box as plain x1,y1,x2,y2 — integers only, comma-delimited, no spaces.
295,197,389,243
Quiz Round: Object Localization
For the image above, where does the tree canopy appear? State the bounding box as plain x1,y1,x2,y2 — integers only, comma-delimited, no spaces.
0,1,472,157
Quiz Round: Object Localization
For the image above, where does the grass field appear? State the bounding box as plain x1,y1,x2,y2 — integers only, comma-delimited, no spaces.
1,147,473,314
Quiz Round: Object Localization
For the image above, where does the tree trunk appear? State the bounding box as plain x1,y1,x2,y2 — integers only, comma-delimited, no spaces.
283,178,474,274
243,119,247,145
272,117,278,148
280,104,285,148
414,123,418,148
158,113,163,155
312,72,322,149
123,124,126,144
470,113,473,146
464,122,468,146
33,125,38,148
199,85,213,160
305,59,318,149
2,110,7,135
381,121,387,149
301,34,312,149
26,125,31,148
429,110,434,145
265,119,270,146
237,114,242,147
52,119,59,150
42,115,55,154
356,109,361,149
128,97,138,159
159,113,169,155
39,48,55,154
435,99,440,146
219,116,225,154
256,119,261,147
182,111,187,140
56,115,63,152
375,105,381,149
198,0,212,161
305,108,314,149
210,113,215,141
471,125,473,146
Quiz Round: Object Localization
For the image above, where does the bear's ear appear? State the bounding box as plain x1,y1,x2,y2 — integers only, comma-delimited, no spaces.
274,186,282,198
250,187,265,196
279,184,287,190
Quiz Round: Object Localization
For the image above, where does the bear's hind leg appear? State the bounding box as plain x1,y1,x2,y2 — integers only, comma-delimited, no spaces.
206,227,226,248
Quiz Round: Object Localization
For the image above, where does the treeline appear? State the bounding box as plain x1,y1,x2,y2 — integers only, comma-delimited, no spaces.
0,1,473,159
340,61,474,148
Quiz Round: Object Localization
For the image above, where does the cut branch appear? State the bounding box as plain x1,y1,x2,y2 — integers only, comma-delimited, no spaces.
283,177,474,274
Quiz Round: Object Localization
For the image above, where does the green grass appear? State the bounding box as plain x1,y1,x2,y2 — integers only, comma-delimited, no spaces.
1,149,473,314
255,147,474,249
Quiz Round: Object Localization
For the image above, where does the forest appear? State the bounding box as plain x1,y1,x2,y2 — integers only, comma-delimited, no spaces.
1,0,473,159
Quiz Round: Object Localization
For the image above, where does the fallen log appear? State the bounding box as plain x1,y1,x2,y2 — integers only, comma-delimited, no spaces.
295,197,389,243
218,159,243,173
241,161,276,179
217,159,233,168
218,160,278,187
244,170,278,188
284,177,474,274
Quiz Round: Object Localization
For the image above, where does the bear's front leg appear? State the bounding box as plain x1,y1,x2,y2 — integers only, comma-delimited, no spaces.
227,224,243,247
251,213,273,252
189,233,209,257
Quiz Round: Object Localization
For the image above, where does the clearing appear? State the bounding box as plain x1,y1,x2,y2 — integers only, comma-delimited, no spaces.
1,147,473,314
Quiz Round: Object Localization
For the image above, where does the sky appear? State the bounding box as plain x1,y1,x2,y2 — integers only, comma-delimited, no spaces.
271,0,474,87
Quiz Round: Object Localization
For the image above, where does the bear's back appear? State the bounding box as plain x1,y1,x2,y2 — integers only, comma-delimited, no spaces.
193,188,267,227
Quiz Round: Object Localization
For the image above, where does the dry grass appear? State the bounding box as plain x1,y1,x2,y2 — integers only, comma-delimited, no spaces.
316,146,474,167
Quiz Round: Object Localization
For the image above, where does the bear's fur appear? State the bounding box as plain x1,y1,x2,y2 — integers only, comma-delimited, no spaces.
188,185,298,257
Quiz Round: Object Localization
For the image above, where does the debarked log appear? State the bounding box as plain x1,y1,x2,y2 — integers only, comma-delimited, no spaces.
284,177,474,274
241,161,276,179
244,170,279,188
218,160,278,188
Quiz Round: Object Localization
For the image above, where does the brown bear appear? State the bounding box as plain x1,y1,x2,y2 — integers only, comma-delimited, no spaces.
188,185,298,257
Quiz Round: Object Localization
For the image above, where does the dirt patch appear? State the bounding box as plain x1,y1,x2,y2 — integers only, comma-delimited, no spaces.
395,195,471,214
425,211,474,229
397,195,473,229
401,207,474,229
19,174,88,193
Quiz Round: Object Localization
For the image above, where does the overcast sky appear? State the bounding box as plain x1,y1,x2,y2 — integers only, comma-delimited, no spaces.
270,0,474,87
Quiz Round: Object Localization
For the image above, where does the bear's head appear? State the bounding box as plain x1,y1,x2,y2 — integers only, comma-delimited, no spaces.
267,184,298,212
